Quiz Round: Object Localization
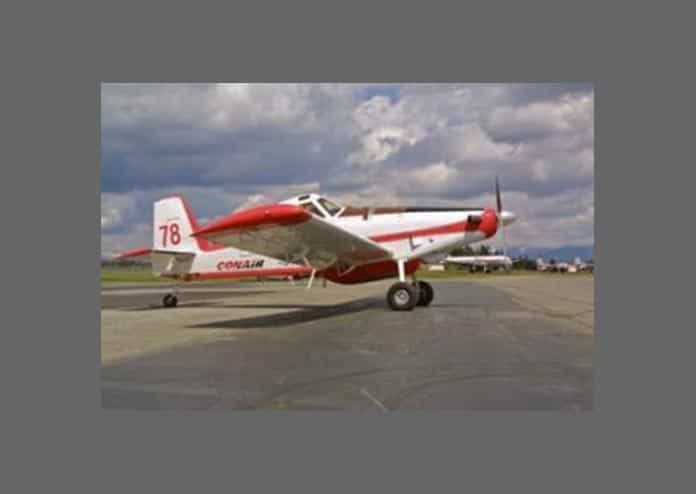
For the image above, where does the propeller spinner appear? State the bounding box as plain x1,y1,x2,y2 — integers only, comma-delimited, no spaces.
494,177,516,259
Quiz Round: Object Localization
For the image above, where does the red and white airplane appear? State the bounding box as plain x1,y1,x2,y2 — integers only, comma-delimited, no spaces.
114,179,516,310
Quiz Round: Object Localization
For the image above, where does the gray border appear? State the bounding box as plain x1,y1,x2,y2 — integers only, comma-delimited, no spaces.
6,1,686,492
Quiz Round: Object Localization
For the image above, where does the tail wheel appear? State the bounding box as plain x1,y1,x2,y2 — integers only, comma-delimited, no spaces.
416,281,434,306
387,282,417,311
163,294,178,308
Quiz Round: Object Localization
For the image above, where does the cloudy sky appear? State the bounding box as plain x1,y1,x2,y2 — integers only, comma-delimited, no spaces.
101,83,594,256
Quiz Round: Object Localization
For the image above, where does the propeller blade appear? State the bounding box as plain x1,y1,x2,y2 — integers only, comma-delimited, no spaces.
495,176,508,266
495,176,502,213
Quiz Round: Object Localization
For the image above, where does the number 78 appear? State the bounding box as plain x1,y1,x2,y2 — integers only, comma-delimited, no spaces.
158,223,181,247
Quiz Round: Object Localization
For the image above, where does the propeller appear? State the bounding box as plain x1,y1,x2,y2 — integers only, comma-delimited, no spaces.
495,176,509,267
496,176,502,213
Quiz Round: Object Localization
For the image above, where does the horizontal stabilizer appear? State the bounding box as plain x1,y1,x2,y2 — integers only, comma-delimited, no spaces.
112,248,196,276
113,248,196,260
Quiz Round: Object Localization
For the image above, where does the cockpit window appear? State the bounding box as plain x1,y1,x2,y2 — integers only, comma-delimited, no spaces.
300,203,323,217
318,198,342,217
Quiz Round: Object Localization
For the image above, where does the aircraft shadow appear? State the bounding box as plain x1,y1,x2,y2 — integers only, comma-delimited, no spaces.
188,297,381,329
120,301,228,311
106,290,278,311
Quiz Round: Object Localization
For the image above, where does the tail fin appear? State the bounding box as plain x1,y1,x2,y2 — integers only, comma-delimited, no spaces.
153,196,200,253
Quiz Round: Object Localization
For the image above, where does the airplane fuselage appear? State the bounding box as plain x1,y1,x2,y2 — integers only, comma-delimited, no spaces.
174,208,498,284
163,246,311,281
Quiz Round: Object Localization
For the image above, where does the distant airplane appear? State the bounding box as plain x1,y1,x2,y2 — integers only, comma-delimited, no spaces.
446,254,513,272
115,179,517,310
536,257,594,273
536,258,552,272
536,258,569,272
573,257,594,272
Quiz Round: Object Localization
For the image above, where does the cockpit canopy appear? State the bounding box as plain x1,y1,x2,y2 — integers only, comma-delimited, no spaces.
281,193,344,219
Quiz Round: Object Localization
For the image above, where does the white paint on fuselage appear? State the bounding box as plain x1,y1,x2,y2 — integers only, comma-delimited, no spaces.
330,211,486,260
188,247,301,273
331,211,473,236
282,193,489,261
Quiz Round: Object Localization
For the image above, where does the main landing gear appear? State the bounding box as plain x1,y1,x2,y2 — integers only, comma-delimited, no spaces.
416,280,434,306
162,285,179,308
386,260,434,311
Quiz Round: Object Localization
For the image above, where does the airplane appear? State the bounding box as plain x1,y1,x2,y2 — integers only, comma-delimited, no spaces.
536,258,569,273
445,253,513,272
113,179,517,310
573,257,594,273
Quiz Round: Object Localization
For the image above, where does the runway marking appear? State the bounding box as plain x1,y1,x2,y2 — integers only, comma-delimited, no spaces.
359,387,388,412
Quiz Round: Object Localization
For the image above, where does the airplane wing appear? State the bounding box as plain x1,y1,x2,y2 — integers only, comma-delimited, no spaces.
192,204,393,270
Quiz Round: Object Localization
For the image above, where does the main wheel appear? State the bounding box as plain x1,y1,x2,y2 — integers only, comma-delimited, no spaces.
416,281,434,306
387,282,417,311
163,294,178,307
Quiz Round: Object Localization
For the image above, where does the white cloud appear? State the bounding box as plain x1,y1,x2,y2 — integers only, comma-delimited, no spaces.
391,162,460,196
348,95,430,166
446,124,516,162
483,92,593,141
100,193,136,232
233,182,321,212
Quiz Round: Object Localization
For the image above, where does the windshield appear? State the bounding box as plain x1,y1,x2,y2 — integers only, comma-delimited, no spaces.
318,198,342,217
300,202,323,217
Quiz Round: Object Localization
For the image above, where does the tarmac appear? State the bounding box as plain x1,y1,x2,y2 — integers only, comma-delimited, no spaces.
101,275,594,411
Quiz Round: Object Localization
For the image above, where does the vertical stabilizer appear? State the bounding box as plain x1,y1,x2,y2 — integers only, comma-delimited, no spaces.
153,196,200,253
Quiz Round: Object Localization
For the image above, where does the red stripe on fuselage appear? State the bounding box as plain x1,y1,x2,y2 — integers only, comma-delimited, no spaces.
369,208,498,243
320,259,422,284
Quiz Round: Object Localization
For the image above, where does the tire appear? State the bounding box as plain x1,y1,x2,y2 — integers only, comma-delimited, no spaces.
387,282,417,311
163,294,178,308
416,281,434,306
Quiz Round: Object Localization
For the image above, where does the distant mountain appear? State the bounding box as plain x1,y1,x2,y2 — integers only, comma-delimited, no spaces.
507,245,594,262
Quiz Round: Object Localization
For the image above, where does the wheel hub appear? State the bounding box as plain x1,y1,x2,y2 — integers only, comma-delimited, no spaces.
394,289,409,305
